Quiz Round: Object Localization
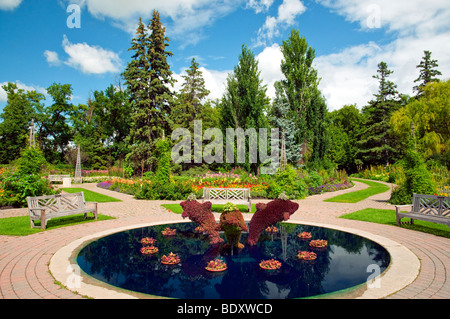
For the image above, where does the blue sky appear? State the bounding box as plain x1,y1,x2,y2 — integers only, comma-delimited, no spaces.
1,0,449,114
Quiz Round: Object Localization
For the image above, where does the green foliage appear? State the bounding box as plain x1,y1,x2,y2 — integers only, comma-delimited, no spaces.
357,62,402,166
391,80,450,159
220,44,270,173
413,50,442,97
390,140,437,204
17,147,47,175
0,82,40,163
1,172,58,207
223,202,239,213
267,165,307,199
123,12,175,174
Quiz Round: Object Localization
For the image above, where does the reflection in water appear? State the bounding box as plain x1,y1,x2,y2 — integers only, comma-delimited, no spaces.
77,223,390,299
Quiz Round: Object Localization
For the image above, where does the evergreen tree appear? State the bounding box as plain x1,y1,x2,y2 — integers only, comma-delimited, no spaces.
123,11,175,174
172,58,210,129
413,50,442,97
357,62,401,166
279,29,323,163
268,81,302,164
0,82,40,163
220,44,270,173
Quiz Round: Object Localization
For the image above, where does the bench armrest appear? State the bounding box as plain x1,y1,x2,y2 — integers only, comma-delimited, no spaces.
395,204,412,213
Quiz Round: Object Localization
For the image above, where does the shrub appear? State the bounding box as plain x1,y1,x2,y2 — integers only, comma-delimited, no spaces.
389,140,437,205
1,172,58,207
17,147,47,175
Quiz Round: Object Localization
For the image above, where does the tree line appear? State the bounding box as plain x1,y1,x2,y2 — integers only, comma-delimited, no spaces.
0,10,447,175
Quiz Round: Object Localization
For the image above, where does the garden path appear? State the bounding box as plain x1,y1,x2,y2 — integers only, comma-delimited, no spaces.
0,180,448,299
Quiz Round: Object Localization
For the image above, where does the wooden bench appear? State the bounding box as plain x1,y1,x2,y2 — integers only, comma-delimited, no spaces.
202,188,252,212
27,192,98,230
395,194,450,227
48,175,71,183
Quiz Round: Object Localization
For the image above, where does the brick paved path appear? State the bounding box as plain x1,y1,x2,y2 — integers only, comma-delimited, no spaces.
0,180,448,299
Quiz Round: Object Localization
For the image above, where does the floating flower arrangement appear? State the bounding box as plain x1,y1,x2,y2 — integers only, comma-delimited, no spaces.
161,252,180,265
161,227,176,236
140,246,159,255
309,239,328,248
259,259,282,270
205,259,227,272
297,232,312,239
297,251,317,261
140,237,156,246
265,226,278,233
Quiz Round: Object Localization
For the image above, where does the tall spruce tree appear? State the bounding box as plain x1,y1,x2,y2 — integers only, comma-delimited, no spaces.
413,50,442,97
357,62,401,166
123,11,175,174
172,58,210,129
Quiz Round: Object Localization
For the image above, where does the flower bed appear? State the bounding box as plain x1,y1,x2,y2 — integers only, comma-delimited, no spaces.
259,259,282,270
161,252,180,265
140,246,159,255
297,232,312,239
265,226,278,233
205,259,227,272
161,227,176,236
297,251,317,261
309,239,328,248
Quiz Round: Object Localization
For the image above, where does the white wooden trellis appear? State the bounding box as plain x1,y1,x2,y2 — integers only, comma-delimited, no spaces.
74,145,82,184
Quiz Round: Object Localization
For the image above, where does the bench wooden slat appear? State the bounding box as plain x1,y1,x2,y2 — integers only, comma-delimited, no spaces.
202,188,252,212
396,194,450,227
27,192,98,230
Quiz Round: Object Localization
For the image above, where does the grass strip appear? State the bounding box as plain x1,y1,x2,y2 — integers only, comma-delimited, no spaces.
62,188,122,203
162,203,256,214
324,179,390,203
0,214,115,236
340,208,450,238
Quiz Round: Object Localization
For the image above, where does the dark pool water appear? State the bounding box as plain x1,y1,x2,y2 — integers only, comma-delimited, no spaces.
76,222,390,299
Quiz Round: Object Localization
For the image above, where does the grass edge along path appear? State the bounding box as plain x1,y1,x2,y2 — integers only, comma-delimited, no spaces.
0,188,119,236
324,179,390,203
340,208,450,239
62,187,122,203
162,203,257,214
0,214,114,236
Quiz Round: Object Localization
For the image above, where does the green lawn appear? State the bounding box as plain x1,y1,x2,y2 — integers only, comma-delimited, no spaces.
340,208,450,238
162,203,257,214
0,214,115,236
62,188,122,203
324,179,390,203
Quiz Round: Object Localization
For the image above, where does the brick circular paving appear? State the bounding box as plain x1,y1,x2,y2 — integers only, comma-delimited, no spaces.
0,181,448,299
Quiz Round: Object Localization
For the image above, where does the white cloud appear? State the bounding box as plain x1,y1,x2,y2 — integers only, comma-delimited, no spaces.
256,0,306,46
44,50,61,66
0,0,22,11
256,44,284,98
0,81,47,103
76,0,243,47
316,0,450,36
61,35,122,74
315,33,450,111
312,0,450,111
246,0,274,13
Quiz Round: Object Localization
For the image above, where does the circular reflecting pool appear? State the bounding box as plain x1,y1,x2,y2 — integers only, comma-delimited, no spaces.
76,222,390,299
